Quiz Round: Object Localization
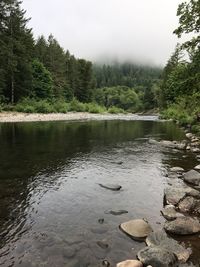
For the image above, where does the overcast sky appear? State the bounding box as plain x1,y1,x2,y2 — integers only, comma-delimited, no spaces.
22,0,183,66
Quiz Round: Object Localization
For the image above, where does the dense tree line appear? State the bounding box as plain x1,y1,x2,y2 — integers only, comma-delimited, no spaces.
0,0,163,113
0,0,94,104
160,0,200,129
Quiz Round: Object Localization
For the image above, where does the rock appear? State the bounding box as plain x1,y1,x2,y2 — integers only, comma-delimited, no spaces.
191,137,199,143
194,164,200,170
137,246,178,267
164,186,200,205
146,230,192,263
120,219,153,240
159,140,186,150
170,167,184,173
161,205,184,221
98,183,122,191
178,196,197,213
105,210,128,216
183,170,200,186
102,260,110,266
186,133,193,139
186,145,191,150
96,240,109,250
116,260,143,267
164,217,200,235
191,147,200,153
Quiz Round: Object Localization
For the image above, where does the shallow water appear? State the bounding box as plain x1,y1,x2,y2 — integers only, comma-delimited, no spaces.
0,119,199,267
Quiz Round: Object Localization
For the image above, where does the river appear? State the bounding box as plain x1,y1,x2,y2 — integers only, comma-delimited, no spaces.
0,118,199,266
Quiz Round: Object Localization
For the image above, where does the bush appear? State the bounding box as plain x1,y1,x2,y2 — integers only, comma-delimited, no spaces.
108,106,125,114
53,101,70,113
85,103,106,113
68,98,86,112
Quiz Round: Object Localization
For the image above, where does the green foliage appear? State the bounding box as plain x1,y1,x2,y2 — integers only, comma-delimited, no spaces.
107,106,125,114
93,86,142,112
85,103,106,113
31,59,53,99
174,0,200,50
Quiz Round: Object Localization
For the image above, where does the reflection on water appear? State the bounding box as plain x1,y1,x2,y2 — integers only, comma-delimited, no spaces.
0,120,199,266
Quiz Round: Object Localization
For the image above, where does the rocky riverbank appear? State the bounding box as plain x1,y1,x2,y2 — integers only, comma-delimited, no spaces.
0,112,159,123
115,131,200,267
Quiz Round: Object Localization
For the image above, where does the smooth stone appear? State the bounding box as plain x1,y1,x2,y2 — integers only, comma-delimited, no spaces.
120,219,153,240
178,196,197,213
191,137,199,143
191,147,200,153
164,217,200,235
116,260,143,267
186,133,193,139
146,230,192,263
98,183,122,191
137,246,178,267
183,170,200,186
105,210,128,216
194,164,200,170
161,205,184,221
170,167,184,173
164,186,200,205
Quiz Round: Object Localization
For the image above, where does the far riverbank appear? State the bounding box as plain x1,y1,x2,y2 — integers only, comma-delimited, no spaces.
0,112,159,123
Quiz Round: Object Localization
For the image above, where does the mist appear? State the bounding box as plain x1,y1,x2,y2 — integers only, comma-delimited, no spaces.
22,0,183,66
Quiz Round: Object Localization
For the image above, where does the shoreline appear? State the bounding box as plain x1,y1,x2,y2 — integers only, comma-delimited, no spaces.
0,112,159,123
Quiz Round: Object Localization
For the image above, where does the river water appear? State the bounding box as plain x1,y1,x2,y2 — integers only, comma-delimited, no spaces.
0,118,199,267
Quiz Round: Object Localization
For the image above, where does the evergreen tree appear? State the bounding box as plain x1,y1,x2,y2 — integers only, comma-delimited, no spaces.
31,59,53,99
1,0,34,103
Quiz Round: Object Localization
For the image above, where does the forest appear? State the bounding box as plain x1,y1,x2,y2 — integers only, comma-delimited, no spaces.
0,0,199,123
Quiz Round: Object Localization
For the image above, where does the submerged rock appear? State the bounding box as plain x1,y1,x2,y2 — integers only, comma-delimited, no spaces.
120,219,153,240
183,170,200,186
116,260,143,267
164,217,200,235
98,183,122,191
161,205,183,221
146,230,192,262
96,240,109,250
105,210,128,216
137,246,178,267
178,196,197,213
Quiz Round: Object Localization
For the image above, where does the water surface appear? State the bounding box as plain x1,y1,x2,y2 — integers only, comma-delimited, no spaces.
0,119,199,266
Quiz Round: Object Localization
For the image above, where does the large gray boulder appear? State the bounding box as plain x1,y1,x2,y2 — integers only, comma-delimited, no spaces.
183,170,200,185
146,230,192,262
137,246,178,267
183,170,200,186
164,217,200,235
178,196,197,213
161,205,184,221
120,219,153,240
164,186,200,205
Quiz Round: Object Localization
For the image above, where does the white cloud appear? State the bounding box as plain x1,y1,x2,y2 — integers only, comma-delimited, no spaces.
22,0,183,65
